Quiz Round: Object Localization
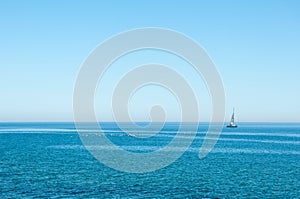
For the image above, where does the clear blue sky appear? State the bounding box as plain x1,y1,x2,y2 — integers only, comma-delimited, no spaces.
0,0,299,122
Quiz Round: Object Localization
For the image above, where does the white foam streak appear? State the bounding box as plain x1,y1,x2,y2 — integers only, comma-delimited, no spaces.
46,145,300,155
0,129,299,138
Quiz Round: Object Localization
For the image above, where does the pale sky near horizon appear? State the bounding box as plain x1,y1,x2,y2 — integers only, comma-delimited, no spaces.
0,1,299,122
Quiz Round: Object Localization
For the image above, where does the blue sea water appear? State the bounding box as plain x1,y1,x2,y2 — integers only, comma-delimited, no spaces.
0,122,299,198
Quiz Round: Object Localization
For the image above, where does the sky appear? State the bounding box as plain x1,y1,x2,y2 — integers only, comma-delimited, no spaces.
0,0,299,122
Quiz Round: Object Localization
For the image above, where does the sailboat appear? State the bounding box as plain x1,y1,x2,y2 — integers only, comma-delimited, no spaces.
227,108,238,128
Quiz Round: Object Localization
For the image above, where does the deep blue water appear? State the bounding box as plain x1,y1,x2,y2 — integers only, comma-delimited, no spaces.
0,123,299,198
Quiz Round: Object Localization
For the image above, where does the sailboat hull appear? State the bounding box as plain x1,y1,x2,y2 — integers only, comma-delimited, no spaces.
227,125,238,128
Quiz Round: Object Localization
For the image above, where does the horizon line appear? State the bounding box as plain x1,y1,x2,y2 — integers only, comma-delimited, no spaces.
0,121,299,124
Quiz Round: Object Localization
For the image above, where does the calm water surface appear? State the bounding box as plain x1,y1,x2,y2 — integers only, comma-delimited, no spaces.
0,123,299,198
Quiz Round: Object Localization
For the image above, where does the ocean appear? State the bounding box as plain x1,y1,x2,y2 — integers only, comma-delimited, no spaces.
0,122,299,198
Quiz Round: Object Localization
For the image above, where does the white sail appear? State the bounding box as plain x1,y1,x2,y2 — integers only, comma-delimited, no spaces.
227,108,237,128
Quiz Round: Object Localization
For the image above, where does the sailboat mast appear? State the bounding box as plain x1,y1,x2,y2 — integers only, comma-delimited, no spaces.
231,108,235,122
